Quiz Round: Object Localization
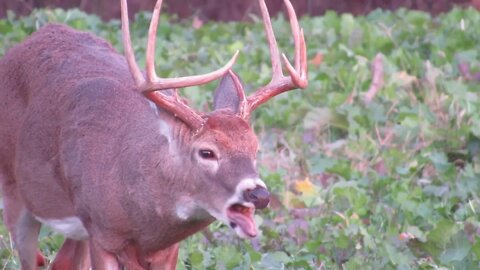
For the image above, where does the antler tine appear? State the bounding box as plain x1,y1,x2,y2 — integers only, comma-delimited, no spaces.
257,0,283,80
284,0,300,72
282,0,307,88
243,0,308,119
142,50,239,92
145,0,162,82
282,27,308,89
140,0,240,92
120,0,145,86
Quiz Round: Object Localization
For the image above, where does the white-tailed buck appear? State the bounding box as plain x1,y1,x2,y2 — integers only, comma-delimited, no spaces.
0,0,307,268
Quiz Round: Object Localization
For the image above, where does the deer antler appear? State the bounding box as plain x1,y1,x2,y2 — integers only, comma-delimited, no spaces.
120,0,239,129
240,0,308,119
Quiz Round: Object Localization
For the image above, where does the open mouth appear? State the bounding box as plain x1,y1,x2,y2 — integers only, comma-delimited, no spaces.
226,203,257,238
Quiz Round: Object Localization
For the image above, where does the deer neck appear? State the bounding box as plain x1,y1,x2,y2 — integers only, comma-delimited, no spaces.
125,101,211,215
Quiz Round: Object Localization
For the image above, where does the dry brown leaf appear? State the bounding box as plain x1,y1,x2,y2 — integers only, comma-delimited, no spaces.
309,52,323,66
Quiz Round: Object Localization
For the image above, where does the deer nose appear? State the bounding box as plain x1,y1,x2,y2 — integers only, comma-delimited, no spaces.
243,186,270,209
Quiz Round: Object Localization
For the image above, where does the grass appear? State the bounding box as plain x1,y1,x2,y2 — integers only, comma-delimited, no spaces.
1,5,480,269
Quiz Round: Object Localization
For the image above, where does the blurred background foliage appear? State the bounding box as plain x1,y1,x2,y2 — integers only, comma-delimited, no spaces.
0,4,479,270
1,0,479,21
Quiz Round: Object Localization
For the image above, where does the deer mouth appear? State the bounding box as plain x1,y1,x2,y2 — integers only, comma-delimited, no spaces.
227,203,257,238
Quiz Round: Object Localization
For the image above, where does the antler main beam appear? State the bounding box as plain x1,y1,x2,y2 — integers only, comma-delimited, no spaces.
241,0,308,119
120,0,239,128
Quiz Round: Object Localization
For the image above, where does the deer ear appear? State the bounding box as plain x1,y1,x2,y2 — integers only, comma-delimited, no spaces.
213,71,245,113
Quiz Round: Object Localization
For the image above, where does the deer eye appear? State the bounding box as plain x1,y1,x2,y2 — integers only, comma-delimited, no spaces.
199,149,216,160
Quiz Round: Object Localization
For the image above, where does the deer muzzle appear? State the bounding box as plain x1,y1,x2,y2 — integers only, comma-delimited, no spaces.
224,179,270,238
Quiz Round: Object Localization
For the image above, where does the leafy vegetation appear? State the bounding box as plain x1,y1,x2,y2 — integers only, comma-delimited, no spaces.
1,6,479,270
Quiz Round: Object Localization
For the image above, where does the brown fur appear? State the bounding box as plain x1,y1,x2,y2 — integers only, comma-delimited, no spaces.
0,24,262,269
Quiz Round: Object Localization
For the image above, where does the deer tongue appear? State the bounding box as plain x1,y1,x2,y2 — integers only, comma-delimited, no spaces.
227,205,257,237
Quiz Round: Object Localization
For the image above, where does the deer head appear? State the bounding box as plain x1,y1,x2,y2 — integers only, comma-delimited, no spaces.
118,0,307,239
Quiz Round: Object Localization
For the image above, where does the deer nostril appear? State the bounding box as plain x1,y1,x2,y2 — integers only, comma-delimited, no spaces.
243,186,270,209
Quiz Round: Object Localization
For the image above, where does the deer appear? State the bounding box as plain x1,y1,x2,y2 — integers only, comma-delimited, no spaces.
0,0,307,268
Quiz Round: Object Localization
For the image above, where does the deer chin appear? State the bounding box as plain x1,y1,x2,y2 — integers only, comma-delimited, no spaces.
226,203,257,238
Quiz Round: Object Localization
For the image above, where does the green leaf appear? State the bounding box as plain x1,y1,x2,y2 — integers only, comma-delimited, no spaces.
440,231,471,264
473,237,480,260
303,107,332,130
428,219,458,247
259,251,291,269
310,154,338,175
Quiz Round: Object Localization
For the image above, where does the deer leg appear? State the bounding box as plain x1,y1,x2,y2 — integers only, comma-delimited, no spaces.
145,243,180,270
89,239,120,270
51,238,91,270
15,209,42,270
1,173,44,269
116,245,148,270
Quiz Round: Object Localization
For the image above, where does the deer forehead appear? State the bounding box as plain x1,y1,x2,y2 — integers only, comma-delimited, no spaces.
196,115,258,154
